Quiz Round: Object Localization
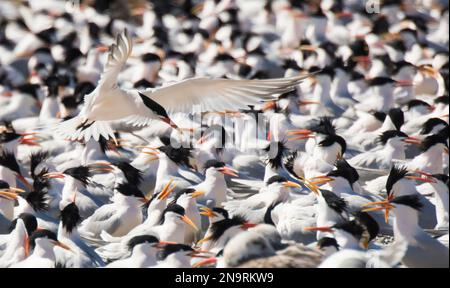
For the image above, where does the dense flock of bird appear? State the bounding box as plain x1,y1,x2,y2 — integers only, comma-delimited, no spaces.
0,0,449,268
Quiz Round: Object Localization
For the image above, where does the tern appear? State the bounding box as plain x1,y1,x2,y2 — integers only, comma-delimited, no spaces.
363,194,449,268
54,30,311,142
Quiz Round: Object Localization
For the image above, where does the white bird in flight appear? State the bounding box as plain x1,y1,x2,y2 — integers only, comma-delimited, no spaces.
54,29,312,142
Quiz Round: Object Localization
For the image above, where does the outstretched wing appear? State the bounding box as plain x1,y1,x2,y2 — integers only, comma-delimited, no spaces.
83,29,133,111
140,75,311,114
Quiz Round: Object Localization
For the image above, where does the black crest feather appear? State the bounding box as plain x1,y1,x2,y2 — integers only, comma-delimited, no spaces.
321,190,348,214
391,195,423,211
386,166,409,196
209,215,247,242
0,150,21,175
60,202,82,233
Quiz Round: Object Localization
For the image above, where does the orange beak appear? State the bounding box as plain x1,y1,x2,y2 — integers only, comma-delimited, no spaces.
161,117,179,129
181,215,199,231
43,172,65,179
24,235,30,258
362,199,395,223
262,101,276,111
402,136,422,145
405,175,437,183
199,207,217,217
287,129,315,141
283,181,302,188
52,240,72,251
395,80,415,87
19,133,41,146
308,175,335,186
218,167,239,177
141,148,159,161
193,257,217,268
240,222,258,229
16,174,33,191
299,100,321,106
88,162,115,174
157,179,177,200
95,45,109,53
191,190,205,199
304,226,333,233
0,190,18,200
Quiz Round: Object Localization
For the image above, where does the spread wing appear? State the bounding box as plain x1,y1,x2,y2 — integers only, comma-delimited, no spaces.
84,29,133,111
139,75,312,114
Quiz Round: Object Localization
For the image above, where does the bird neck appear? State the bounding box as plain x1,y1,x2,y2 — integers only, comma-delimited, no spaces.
432,183,449,228
0,197,14,220
0,166,16,187
0,141,18,155
393,207,420,242
132,246,158,267
61,176,83,203
384,141,406,161
58,221,79,241
335,230,361,250
415,146,444,174
325,178,354,195
263,165,279,183
156,157,179,183
32,241,55,260
82,139,106,165
205,170,226,186
164,253,190,268
39,96,60,120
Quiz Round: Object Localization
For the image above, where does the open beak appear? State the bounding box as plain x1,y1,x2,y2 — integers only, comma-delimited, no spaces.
362,200,395,223
0,190,18,200
218,167,239,177
304,226,333,233
43,172,65,179
283,181,301,188
181,215,199,231
193,257,217,268
16,174,33,191
157,179,177,200
308,175,335,186
19,133,41,146
191,190,205,198
199,207,217,217
402,136,422,145
287,129,315,141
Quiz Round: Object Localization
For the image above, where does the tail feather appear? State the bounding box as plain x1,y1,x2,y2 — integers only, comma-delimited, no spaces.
52,116,116,142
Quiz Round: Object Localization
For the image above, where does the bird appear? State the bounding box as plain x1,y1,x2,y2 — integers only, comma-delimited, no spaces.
78,182,147,241
363,194,449,268
10,229,71,268
53,29,312,142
